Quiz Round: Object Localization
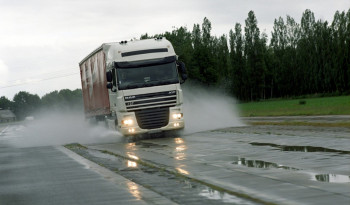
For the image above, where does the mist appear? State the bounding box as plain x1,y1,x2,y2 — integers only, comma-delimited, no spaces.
182,84,245,134
7,111,122,148
3,85,244,147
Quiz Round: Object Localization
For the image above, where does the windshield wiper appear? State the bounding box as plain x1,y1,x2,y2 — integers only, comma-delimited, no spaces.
147,81,159,86
123,84,139,89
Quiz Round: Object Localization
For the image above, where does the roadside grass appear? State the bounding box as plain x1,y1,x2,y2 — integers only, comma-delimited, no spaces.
238,95,350,117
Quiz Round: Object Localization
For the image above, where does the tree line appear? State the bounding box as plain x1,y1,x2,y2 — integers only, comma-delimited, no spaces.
142,9,350,101
0,89,83,120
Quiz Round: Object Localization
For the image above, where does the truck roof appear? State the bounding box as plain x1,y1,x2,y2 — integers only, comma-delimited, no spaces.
79,38,176,66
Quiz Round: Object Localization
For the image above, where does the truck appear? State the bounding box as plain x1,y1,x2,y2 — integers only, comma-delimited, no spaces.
79,37,187,136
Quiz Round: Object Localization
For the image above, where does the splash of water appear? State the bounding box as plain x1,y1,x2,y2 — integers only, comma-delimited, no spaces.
182,85,244,134
7,111,122,148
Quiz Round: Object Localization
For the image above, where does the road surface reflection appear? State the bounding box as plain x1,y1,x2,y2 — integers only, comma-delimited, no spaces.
126,181,142,200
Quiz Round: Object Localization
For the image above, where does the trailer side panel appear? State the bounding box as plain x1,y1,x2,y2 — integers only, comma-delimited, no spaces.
80,50,110,117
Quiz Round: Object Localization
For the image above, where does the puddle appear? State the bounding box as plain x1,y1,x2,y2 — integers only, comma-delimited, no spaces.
232,157,350,183
232,157,299,170
199,188,256,204
310,173,350,183
87,149,139,171
250,142,350,155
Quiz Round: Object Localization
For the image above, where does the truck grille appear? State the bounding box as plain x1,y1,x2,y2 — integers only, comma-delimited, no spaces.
135,107,169,129
124,90,177,111
125,91,176,129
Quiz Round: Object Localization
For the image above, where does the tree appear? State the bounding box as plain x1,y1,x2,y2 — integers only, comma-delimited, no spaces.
331,10,349,93
0,96,13,110
285,16,301,96
270,15,301,97
214,34,230,82
229,23,246,100
298,9,316,94
244,11,265,100
163,26,194,79
199,17,218,85
13,91,41,120
346,9,350,92
41,89,83,111
191,23,203,82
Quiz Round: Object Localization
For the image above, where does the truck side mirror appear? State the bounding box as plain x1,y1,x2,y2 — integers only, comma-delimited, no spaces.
106,82,116,92
107,83,113,89
106,71,113,82
177,61,187,83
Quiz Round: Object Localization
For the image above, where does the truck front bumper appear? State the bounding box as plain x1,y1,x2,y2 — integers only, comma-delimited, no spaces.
117,106,185,136
119,119,184,136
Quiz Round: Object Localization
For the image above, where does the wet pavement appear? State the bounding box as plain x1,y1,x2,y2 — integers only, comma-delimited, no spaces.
66,145,258,205
0,125,176,205
1,119,350,205
85,125,350,205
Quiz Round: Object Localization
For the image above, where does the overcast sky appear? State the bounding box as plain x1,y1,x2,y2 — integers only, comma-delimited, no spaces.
0,0,349,99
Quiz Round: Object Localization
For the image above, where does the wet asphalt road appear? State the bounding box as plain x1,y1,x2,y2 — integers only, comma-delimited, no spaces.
1,118,350,205
0,125,175,205
86,125,350,205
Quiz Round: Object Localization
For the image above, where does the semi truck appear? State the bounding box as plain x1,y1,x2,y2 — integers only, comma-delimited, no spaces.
79,37,187,136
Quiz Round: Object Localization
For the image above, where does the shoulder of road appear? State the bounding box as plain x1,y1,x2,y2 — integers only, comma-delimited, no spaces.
241,115,350,128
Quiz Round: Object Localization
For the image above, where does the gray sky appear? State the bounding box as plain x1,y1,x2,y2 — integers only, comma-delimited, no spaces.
1,0,349,99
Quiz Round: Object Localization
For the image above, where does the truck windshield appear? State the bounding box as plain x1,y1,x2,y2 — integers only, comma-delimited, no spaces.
116,62,179,90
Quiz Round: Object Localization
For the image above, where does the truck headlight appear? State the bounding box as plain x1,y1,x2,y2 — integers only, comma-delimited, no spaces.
122,119,133,126
172,113,183,119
